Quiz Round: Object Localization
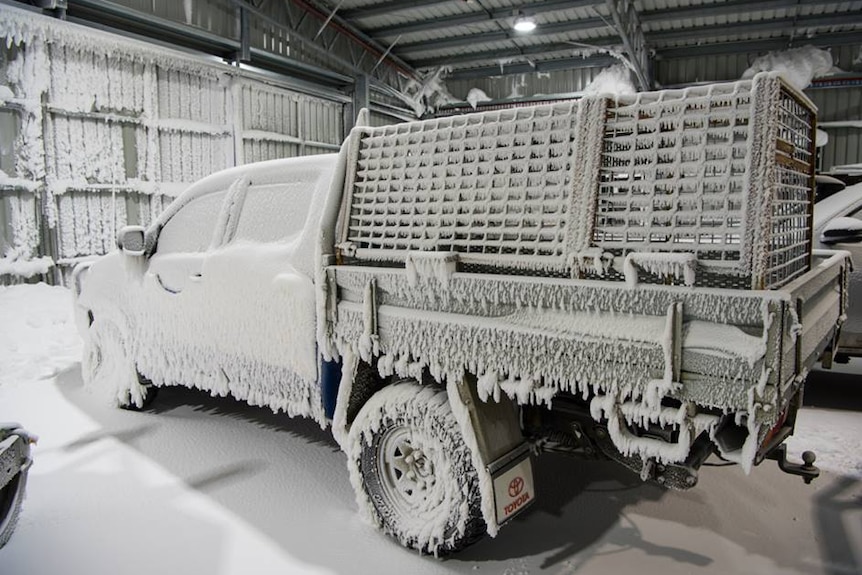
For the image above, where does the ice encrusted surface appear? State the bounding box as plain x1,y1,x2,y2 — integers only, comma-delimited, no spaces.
330,267,789,468
342,101,582,273
345,382,484,553
623,253,697,289
80,241,325,421
742,45,834,91
1,4,343,267
465,88,492,109
405,252,458,288
341,74,808,293
0,5,228,79
0,190,42,273
336,268,771,326
582,63,637,96
77,154,340,422
328,72,817,473
0,254,53,278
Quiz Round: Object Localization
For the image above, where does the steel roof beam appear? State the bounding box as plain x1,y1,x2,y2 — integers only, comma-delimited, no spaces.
340,0,454,20
446,54,617,81
220,0,420,92
605,0,650,89
395,16,608,55
641,0,845,23
649,12,862,43
655,31,862,59
63,0,354,87
419,10,862,72
411,36,619,69
367,0,602,38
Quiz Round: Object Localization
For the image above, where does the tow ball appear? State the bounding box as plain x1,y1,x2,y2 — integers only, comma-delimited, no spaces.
768,444,820,484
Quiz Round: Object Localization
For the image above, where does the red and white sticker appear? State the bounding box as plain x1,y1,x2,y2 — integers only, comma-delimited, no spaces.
493,457,535,524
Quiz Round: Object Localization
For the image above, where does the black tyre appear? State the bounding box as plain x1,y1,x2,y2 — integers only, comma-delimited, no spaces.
119,382,159,411
348,380,485,555
0,471,27,549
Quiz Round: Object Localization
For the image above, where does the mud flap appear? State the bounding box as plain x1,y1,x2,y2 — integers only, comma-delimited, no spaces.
489,443,535,525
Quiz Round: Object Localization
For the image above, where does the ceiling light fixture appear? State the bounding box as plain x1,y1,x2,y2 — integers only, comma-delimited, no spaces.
513,14,536,33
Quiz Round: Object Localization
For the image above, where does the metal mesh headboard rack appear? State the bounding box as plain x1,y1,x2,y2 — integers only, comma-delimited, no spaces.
592,74,816,290
762,88,816,289
340,102,580,273
593,81,752,268
338,73,816,291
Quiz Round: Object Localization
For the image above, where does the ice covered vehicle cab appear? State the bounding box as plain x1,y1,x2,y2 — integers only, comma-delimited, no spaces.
75,155,337,418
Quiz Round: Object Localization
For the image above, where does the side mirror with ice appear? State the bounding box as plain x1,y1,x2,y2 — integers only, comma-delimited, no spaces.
117,225,146,256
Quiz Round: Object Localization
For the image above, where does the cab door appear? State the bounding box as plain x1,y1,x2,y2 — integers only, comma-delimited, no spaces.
197,178,322,416
134,184,236,388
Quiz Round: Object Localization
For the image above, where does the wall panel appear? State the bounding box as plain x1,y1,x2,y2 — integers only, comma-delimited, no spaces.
0,6,346,282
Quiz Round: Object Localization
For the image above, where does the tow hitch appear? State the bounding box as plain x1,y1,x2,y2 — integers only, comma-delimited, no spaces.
768,444,819,484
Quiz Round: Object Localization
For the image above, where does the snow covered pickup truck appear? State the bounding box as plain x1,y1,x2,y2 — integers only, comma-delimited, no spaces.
73,72,851,554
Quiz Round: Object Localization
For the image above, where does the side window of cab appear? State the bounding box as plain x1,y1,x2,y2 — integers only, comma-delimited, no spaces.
155,191,227,254
232,181,315,244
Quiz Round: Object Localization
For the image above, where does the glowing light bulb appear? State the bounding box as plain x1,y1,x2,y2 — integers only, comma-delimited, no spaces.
513,16,536,32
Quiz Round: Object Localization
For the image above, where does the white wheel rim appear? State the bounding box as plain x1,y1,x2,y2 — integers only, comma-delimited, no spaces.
376,425,437,517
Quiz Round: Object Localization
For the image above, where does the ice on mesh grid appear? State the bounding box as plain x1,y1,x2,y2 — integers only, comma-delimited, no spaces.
343,102,580,273
342,74,814,292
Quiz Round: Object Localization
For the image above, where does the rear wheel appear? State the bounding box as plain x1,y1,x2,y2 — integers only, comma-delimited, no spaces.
348,380,485,555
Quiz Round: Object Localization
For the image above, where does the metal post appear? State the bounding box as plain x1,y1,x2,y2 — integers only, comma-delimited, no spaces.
605,0,651,90
238,5,251,64
353,74,369,126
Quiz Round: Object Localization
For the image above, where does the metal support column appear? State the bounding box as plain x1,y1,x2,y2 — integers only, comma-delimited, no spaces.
605,0,652,90
238,4,251,64
351,73,369,129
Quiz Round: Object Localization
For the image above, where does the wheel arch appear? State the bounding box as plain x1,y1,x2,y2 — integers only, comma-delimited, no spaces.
332,353,527,538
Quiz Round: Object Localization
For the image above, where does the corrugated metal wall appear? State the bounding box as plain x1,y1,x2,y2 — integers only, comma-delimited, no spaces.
0,8,345,284
809,83,861,172
655,44,862,171
113,0,236,39
654,53,753,85
239,81,343,162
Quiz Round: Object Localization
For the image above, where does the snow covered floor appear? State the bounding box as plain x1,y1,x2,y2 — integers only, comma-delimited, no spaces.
0,284,860,575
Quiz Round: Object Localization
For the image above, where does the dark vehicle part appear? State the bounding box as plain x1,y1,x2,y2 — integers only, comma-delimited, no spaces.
767,445,820,484
524,395,714,490
120,379,160,412
84,317,157,410
0,424,35,549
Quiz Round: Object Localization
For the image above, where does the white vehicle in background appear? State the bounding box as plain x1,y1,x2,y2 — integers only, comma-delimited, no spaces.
814,183,862,360
73,74,852,555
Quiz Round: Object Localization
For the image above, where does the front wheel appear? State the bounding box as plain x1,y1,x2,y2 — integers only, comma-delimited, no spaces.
347,380,485,555
82,317,152,409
